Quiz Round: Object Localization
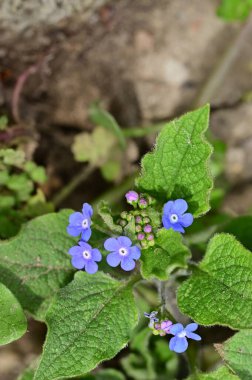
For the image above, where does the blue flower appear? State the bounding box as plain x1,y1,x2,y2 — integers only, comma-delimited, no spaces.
104,236,141,271
169,323,201,353
162,199,193,233
68,241,102,274
67,203,93,241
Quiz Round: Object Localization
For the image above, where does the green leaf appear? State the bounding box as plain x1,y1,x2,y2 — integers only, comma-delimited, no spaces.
72,127,117,166
217,0,252,21
0,148,25,167
97,200,122,234
24,161,47,184
0,169,9,185
0,282,27,345
0,195,16,209
101,159,121,182
89,104,126,149
136,105,212,217
178,233,252,329
216,330,252,380
187,366,239,380
34,271,138,380
6,173,34,201
140,229,191,280
221,216,252,252
0,210,75,319
18,366,126,380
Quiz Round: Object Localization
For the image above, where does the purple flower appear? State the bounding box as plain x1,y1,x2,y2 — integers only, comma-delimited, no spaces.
139,198,148,209
104,236,141,271
160,320,173,334
67,203,93,241
68,241,102,274
144,224,152,233
169,323,201,353
162,199,193,233
125,190,139,204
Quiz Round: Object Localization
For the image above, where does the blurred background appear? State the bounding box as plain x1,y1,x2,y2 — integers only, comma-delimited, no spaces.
1,0,252,379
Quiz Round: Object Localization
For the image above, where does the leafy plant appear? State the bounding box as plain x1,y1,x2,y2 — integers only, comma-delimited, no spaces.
217,0,252,21
1,105,251,380
0,116,52,238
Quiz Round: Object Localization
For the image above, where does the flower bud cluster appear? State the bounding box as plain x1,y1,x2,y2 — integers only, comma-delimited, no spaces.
120,191,157,248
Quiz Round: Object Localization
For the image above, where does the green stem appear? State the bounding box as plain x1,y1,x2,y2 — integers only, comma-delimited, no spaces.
52,164,94,207
122,122,165,138
92,222,115,237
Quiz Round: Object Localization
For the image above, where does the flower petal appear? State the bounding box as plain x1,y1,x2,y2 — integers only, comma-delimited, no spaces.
180,213,193,227
170,222,185,233
121,258,136,271
91,248,102,262
186,332,201,341
106,252,121,267
169,336,188,353
81,228,92,241
163,201,174,215
170,323,184,335
173,199,188,214
82,203,93,217
104,237,120,252
117,236,132,248
78,241,92,250
67,225,82,237
69,212,83,225
85,261,98,274
129,246,141,260
68,246,82,256
185,323,198,332
71,255,85,269
162,215,173,230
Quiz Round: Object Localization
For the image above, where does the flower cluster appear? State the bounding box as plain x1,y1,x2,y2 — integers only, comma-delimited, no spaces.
67,203,141,274
144,311,201,354
121,191,193,249
66,192,194,274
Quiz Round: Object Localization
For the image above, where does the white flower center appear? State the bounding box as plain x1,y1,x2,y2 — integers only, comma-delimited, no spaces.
178,330,187,338
82,219,89,229
82,250,91,259
119,247,128,256
170,214,178,223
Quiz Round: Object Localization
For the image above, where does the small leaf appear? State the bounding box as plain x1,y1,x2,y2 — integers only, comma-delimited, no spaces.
216,330,252,380
72,127,117,166
140,229,191,280
97,200,122,234
101,159,122,182
0,282,27,345
89,104,126,149
0,210,75,319
6,173,34,201
217,0,252,21
34,271,138,380
136,105,212,217
0,195,15,209
178,233,252,329
0,148,25,167
24,161,47,184
186,366,239,379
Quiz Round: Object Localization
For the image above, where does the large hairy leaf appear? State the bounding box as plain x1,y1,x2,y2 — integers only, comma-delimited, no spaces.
178,234,252,329
34,272,138,380
136,105,212,217
0,282,27,345
216,330,252,380
140,229,191,280
0,210,75,319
